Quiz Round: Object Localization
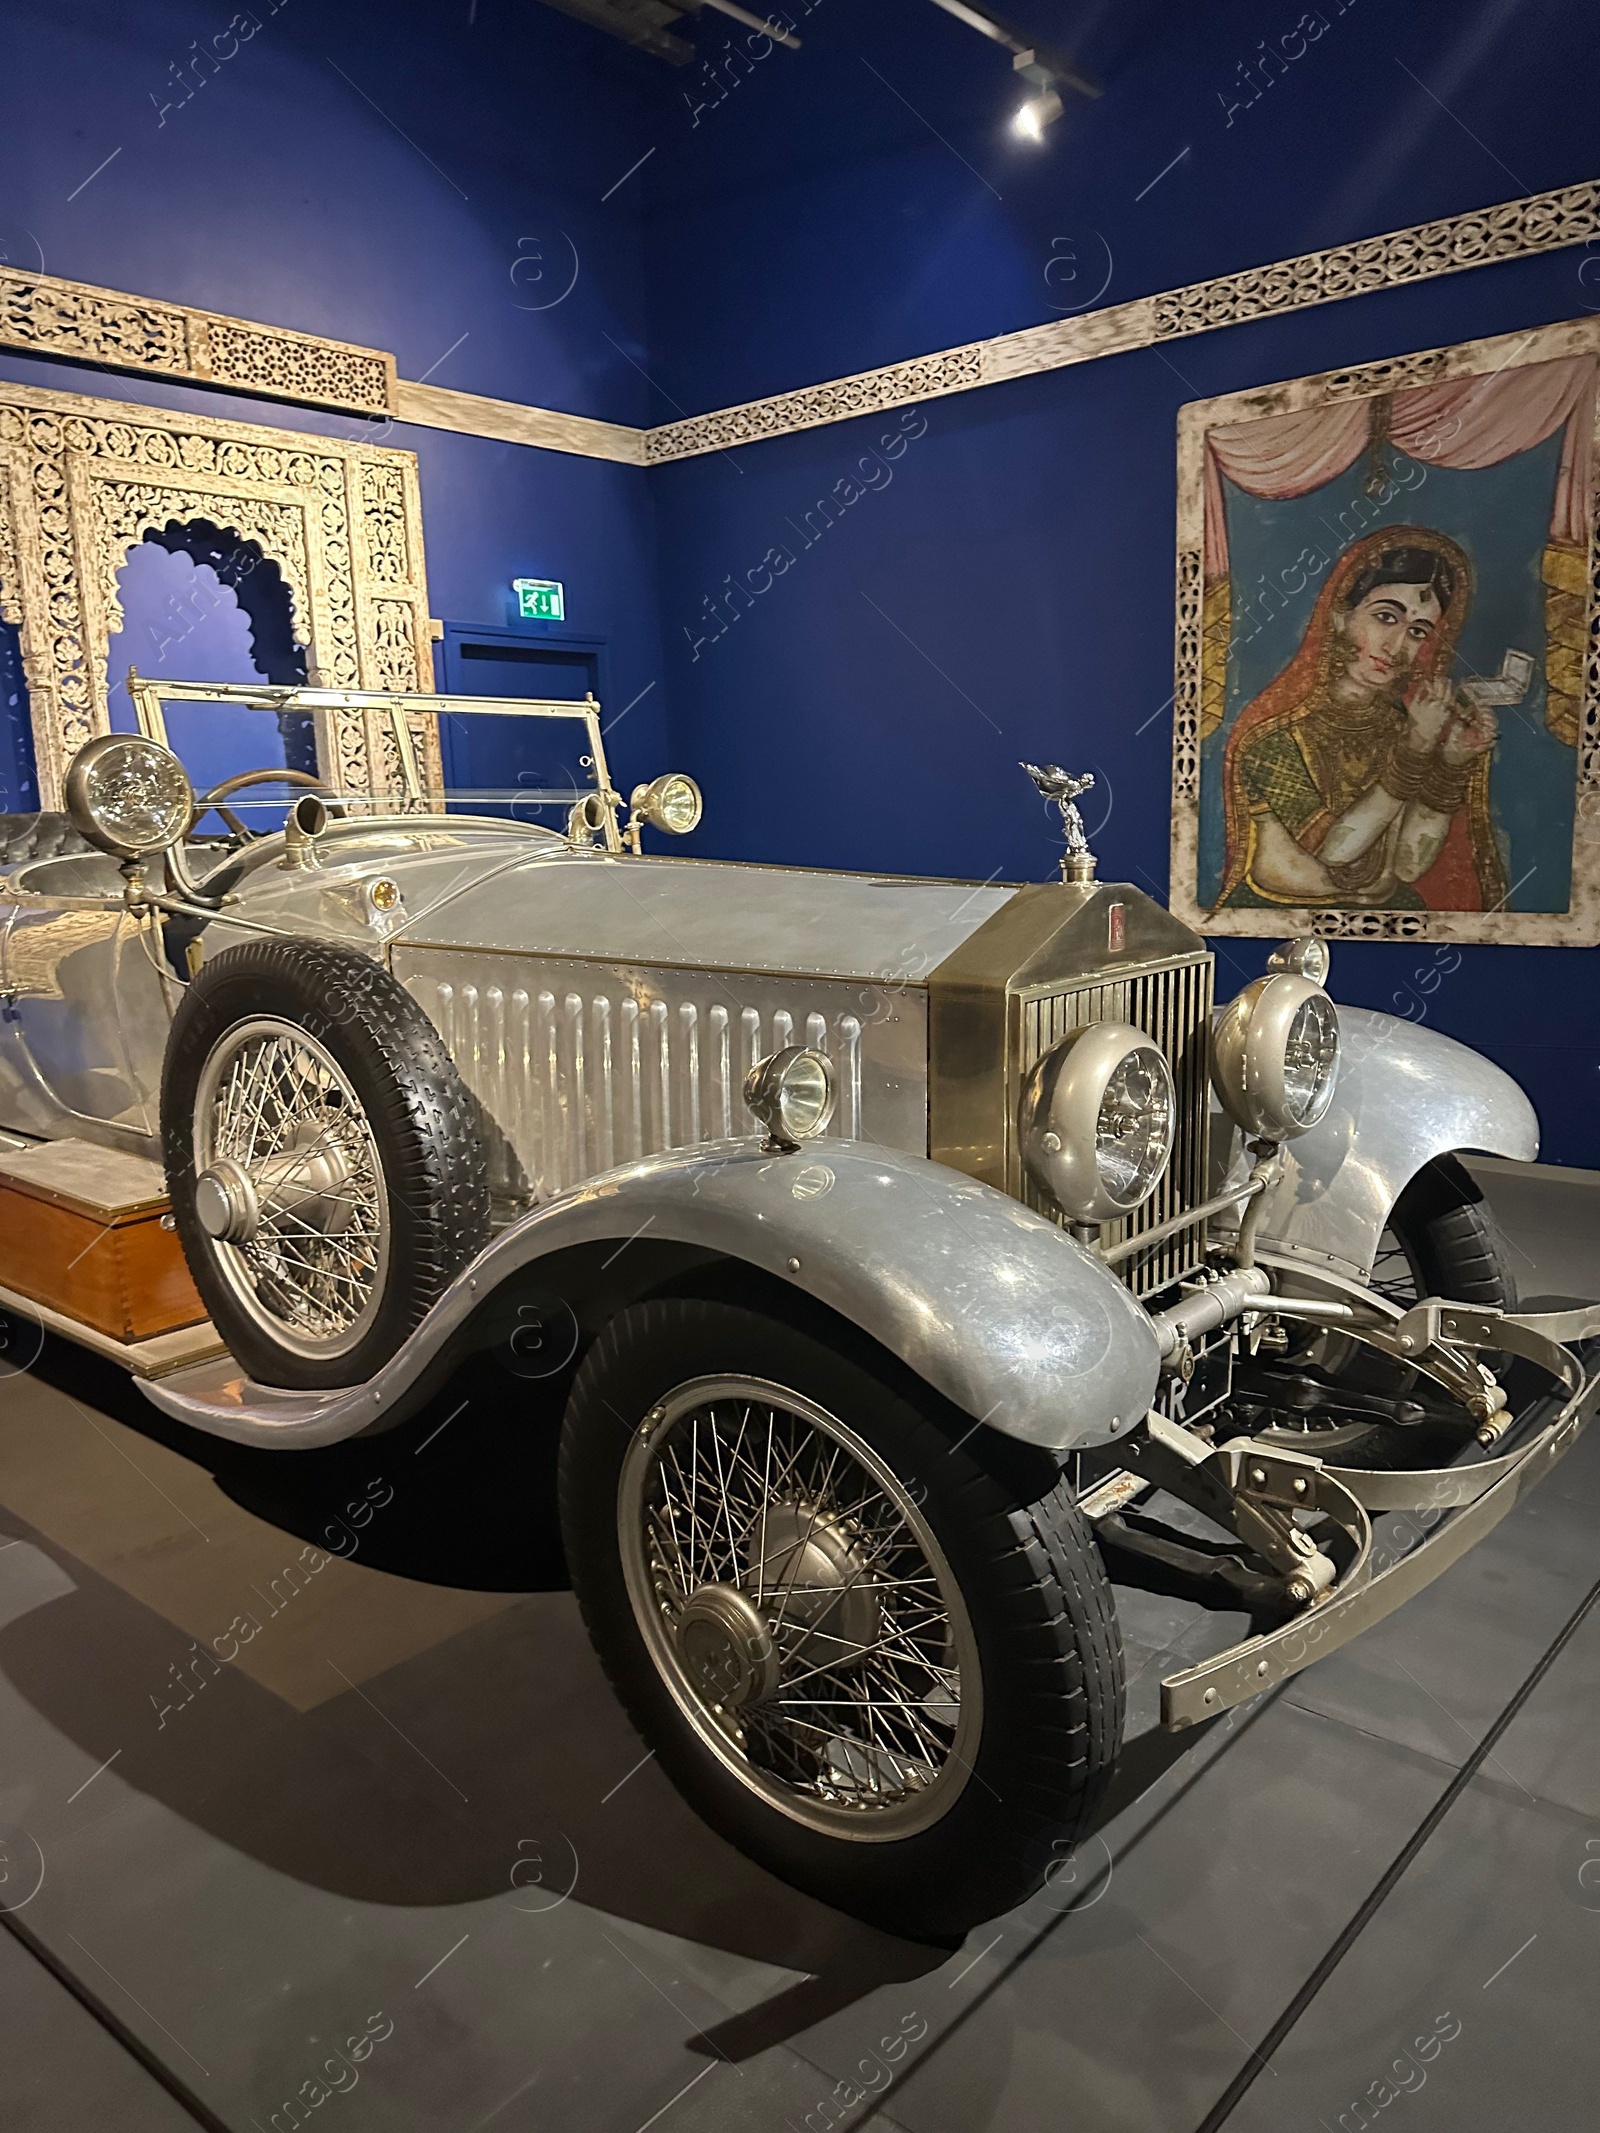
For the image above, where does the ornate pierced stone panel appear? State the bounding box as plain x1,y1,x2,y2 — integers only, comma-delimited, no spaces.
0,269,395,419
0,382,437,810
1171,546,1203,807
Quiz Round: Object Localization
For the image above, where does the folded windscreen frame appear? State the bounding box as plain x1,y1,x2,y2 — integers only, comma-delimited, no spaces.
121,677,625,847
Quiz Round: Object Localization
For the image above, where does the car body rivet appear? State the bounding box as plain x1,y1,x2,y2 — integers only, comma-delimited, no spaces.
1292,1477,1308,1496
1203,1687,1218,1704
1256,1660,1269,1677
787,1256,801,1272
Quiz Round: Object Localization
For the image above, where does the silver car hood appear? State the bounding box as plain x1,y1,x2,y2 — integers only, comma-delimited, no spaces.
222,821,1020,984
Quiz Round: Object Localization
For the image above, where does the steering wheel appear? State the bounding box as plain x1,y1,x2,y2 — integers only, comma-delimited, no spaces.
191,767,345,842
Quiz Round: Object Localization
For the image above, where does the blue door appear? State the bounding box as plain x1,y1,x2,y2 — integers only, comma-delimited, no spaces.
437,626,607,823
0,617,39,816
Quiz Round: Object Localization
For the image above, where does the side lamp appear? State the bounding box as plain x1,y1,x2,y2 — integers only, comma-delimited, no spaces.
744,1047,837,1153
624,773,702,853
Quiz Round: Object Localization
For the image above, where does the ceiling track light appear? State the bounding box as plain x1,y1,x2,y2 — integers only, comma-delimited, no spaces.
920,0,1099,141
1012,82,1063,141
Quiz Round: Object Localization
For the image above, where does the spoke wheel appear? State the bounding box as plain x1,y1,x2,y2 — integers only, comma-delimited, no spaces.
162,937,491,1389
620,1376,981,1840
194,1017,389,1363
1367,1221,1419,1307
561,1297,1124,1939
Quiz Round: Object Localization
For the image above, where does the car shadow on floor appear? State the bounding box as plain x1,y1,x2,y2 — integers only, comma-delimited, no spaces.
4,1335,953,2032
13,1334,1224,1846
22,1337,574,1591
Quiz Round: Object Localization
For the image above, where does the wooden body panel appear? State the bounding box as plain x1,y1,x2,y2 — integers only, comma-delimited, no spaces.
0,1142,206,1342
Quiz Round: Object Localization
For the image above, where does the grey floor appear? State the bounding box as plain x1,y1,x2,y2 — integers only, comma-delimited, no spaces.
0,1157,1597,2133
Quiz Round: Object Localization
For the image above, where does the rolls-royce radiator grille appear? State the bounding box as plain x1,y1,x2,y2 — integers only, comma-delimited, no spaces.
1014,956,1214,1295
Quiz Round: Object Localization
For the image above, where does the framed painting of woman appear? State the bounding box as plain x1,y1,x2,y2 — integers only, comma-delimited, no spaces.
1169,318,1600,945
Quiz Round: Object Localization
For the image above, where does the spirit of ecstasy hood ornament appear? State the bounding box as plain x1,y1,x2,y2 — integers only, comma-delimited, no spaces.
1020,762,1098,884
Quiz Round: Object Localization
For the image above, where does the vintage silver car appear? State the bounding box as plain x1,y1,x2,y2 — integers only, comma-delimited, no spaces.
2,677,1595,1938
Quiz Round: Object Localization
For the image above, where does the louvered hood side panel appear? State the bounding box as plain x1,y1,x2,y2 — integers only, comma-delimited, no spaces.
391,948,930,1202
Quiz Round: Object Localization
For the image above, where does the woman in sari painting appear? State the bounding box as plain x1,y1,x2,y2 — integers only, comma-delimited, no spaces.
1215,525,1507,912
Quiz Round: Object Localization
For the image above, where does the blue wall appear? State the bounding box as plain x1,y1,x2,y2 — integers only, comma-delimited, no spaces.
1,0,1598,1160
640,0,1600,414
0,0,673,792
0,0,664,423
638,0,1600,1167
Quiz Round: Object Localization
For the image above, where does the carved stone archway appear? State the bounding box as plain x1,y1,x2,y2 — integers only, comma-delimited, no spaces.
0,379,440,809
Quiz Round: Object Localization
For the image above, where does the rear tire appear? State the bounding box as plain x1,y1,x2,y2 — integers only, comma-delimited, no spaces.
559,1298,1123,1940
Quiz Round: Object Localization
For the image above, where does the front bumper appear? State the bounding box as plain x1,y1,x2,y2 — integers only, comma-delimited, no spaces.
1158,1302,1600,1729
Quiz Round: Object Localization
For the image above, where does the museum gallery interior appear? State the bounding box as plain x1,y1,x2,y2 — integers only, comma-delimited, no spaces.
0,0,1598,2127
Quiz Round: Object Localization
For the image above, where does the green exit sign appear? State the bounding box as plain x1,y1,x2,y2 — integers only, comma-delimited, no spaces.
513,577,565,622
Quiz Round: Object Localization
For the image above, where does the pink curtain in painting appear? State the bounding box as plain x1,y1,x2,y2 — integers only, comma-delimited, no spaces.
1203,354,1596,579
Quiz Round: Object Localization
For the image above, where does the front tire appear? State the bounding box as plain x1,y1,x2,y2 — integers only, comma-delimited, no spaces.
1375,1154,1517,1312
559,1298,1123,1939
162,939,491,1389
1258,1156,1517,1469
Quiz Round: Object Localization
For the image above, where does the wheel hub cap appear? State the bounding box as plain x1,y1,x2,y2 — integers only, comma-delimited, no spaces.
675,1584,781,1710
194,1158,257,1243
195,1127,354,1247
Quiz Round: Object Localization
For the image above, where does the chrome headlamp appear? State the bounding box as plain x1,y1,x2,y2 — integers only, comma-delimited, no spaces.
1020,1021,1175,1225
744,1046,836,1152
65,734,194,860
1211,973,1340,1140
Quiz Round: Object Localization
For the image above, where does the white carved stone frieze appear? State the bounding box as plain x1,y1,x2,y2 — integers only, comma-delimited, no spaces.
643,180,1600,464
1153,183,1600,341
643,348,985,463
0,182,1594,462
0,269,395,420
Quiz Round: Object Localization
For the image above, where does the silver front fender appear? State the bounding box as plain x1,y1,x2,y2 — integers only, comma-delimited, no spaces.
141,1141,1161,1453
1215,1007,1539,1280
